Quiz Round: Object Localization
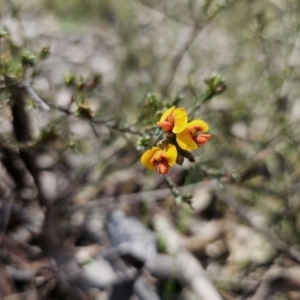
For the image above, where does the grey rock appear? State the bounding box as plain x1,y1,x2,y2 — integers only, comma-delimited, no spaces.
107,210,157,268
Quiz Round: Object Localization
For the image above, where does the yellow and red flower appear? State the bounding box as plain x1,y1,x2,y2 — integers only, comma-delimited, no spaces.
156,106,188,134
141,144,177,174
176,120,211,150
141,106,212,174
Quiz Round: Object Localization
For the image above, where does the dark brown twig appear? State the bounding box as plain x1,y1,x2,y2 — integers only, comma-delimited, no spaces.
10,85,49,209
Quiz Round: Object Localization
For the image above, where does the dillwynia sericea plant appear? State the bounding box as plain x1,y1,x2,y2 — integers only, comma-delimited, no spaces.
141,106,211,174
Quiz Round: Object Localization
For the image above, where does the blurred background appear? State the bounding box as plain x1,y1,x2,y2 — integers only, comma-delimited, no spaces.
1,0,300,299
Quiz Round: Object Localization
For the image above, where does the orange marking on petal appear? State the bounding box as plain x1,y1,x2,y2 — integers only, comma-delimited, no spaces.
157,107,188,134
141,147,160,170
190,129,197,136
186,120,209,133
176,129,198,150
154,152,163,162
159,106,176,122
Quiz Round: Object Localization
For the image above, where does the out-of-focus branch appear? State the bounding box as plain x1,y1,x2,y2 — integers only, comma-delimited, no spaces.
161,24,203,95
1,146,30,190
8,80,70,263
87,179,221,208
139,0,193,26
161,1,234,95
164,176,193,206
10,85,49,209
216,190,300,264
280,28,300,98
54,104,144,135
153,212,223,300
23,84,50,111
251,267,300,300
0,180,13,245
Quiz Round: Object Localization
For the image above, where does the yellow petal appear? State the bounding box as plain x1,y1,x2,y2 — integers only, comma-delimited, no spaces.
176,129,198,150
164,144,177,166
141,147,160,170
172,107,188,134
186,119,209,133
159,106,175,122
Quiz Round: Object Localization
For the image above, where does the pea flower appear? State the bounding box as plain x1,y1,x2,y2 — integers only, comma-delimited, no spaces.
141,144,177,174
176,120,211,150
156,106,188,134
